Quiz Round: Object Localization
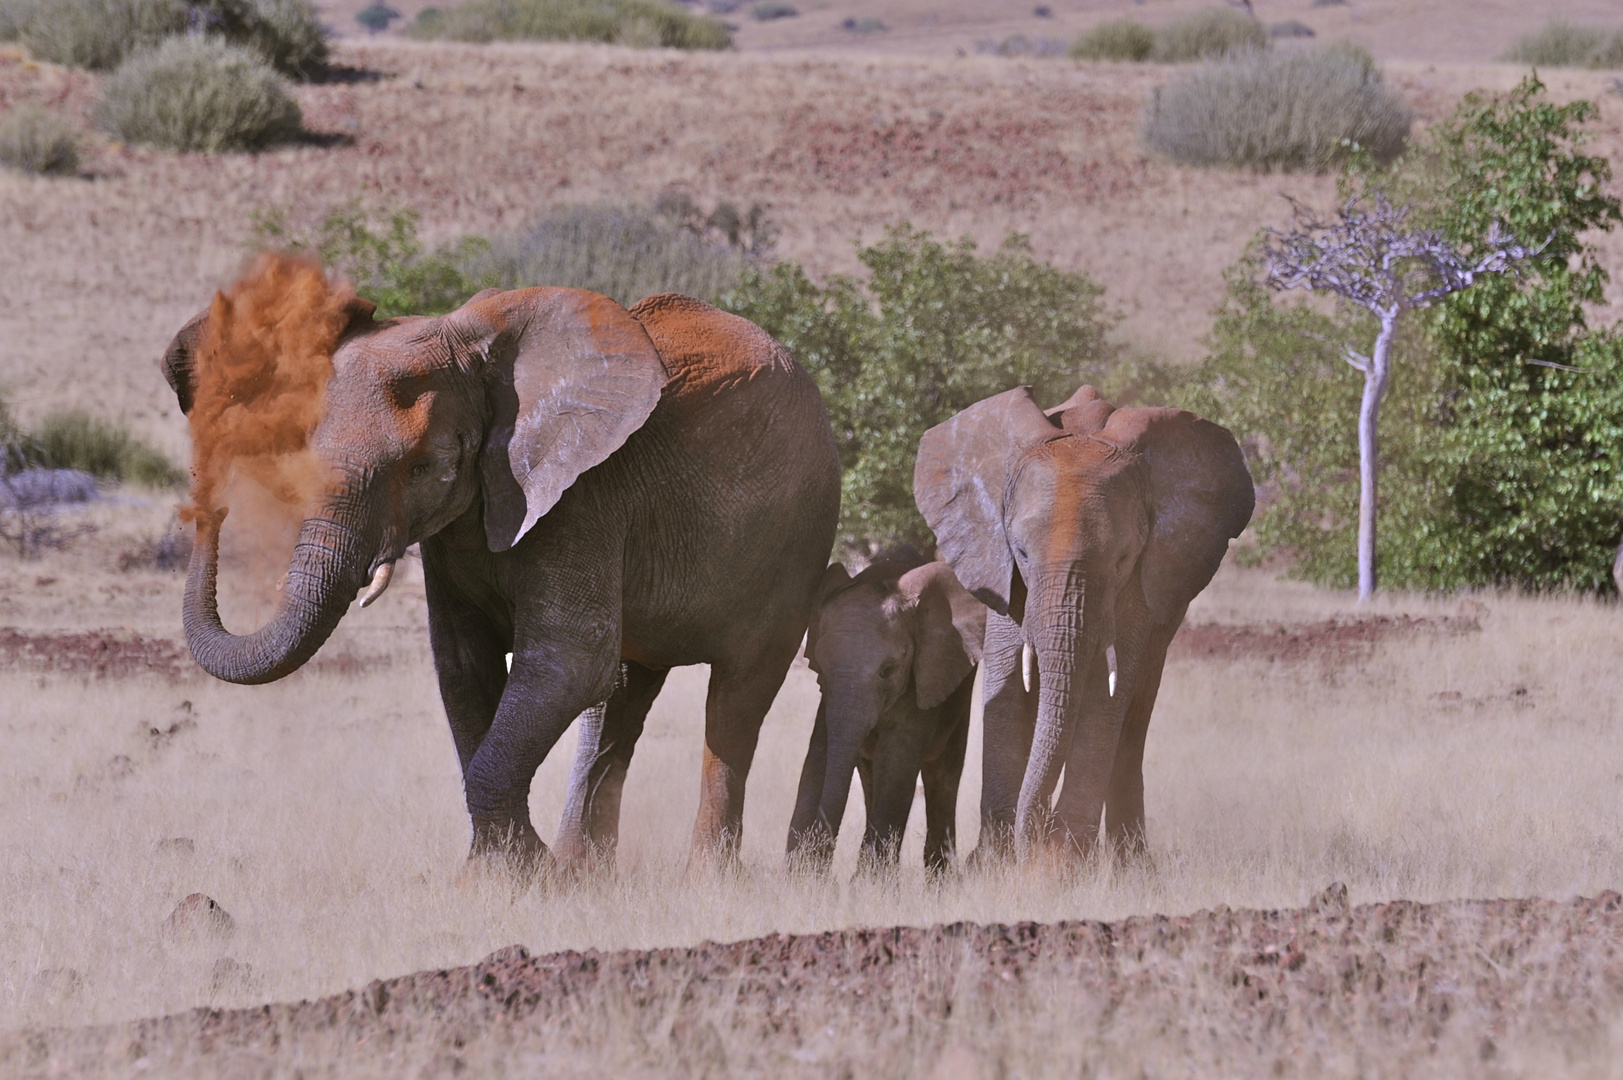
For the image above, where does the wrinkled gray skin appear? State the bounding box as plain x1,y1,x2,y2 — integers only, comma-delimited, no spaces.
163,288,840,871
786,547,986,874
915,385,1253,863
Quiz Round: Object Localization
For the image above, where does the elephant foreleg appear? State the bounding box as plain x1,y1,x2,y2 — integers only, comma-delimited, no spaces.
1105,628,1174,858
787,700,831,862
422,553,509,778
971,611,1036,865
922,680,974,875
557,661,668,867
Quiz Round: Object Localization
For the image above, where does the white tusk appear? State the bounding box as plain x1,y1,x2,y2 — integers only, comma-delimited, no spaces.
1106,645,1118,698
357,561,395,608
1022,642,1035,693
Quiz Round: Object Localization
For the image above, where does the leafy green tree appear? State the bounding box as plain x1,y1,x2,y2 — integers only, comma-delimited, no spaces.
1196,76,1623,593
724,225,1116,553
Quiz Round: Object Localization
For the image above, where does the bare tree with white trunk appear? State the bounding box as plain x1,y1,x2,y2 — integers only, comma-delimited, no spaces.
1262,194,1544,601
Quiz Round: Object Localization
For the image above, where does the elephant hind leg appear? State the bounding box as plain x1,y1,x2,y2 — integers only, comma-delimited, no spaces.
690,647,796,868
922,684,974,875
557,661,669,867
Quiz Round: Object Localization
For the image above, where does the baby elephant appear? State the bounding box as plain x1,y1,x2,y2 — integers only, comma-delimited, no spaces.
787,547,986,873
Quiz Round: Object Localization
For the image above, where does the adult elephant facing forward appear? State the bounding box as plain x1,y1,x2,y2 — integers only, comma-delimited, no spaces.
915,385,1252,862
163,283,840,870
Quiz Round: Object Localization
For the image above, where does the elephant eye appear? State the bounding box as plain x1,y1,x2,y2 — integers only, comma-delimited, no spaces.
409,460,434,479
878,659,898,680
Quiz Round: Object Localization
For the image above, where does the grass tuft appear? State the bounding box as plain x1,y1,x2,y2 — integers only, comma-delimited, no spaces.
30,411,185,488
8,0,187,71
94,36,302,154
1153,7,1266,62
0,105,80,176
1502,19,1623,69
1142,45,1411,171
1068,18,1156,62
412,0,732,49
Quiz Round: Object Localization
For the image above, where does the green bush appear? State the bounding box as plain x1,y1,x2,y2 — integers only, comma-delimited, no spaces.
95,36,302,153
194,0,331,79
722,227,1116,553
473,202,753,307
0,105,80,176
1153,7,1265,62
254,202,494,318
12,0,187,70
1503,19,1623,69
412,0,732,49
1068,18,1155,61
1191,77,1623,594
31,411,185,488
1142,46,1411,171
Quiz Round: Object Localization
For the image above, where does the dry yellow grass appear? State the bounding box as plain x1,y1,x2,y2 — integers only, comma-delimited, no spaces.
3,512,1622,1056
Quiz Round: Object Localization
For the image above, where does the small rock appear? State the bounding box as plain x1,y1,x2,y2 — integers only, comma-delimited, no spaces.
164,893,235,941
210,956,256,994
481,944,531,966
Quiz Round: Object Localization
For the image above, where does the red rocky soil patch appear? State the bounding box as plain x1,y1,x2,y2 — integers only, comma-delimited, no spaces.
1170,614,1481,665
0,628,190,679
12,892,1623,1076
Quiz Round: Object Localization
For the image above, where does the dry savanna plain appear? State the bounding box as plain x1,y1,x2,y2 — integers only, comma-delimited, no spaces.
6,0,1623,1075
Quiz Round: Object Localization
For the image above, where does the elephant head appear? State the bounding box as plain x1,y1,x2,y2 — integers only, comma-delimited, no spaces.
788,547,986,872
162,285,669,685
915,385,1253,854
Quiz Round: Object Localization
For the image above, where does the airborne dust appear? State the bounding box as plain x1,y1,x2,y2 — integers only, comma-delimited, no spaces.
182,253,369,619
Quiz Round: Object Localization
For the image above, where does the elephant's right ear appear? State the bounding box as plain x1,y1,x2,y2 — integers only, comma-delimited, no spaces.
161,310,211,416
446,288,669,553
804,563,852,675
914,387,1060,616
907,562,987,710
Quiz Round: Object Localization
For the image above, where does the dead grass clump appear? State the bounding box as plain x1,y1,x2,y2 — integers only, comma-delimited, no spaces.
0,105,80,177
8,0,186,70
412,0,732,50
1153,7,1266,62
1068,18,1156,62
94,36,302,154
1142,46,1411,171
1502,19,1623,70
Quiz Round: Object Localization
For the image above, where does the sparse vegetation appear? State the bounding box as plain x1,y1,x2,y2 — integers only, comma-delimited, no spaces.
1503,19,1623,70
355,2,401,33
723,226,1115,553
1153,6,1266,62
30,411,185,488
411,0,732,49
195,0,331,79
1269,19,1315,39
1068,19,1156,62
750,1,795,20
841,16,885,35
94,36,302,154
0,105,80,177
1142,45,1412,171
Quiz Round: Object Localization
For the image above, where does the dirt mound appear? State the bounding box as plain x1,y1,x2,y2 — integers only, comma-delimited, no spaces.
0,629,190,680
1171,614,1480,664
16,892,1623,1076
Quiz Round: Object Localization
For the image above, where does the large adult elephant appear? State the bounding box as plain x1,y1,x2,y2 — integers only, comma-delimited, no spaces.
162,285,840,869
915,385,1252,861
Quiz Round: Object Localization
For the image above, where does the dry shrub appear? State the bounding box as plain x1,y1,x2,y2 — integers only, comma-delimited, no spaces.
413,0,732,50
1069,18,1156,62
1152,7,1266,62
10,0,187,70
184,252,357,523
94,36,302,154
1142,46,1411,171
195,0,332,79
473,203,751,306
0,105,79,176
1502,19,1623,69
32,411,185,488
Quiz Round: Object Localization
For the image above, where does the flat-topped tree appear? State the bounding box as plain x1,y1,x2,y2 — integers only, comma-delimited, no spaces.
1262,194,1544,601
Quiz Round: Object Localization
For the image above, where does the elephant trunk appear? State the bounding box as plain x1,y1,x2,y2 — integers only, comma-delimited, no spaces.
807,689,878,871
182,497,373,686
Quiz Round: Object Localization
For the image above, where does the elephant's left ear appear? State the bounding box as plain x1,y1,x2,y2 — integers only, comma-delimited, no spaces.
907,561,987,710
447,288,669,553
1115,408,1255,625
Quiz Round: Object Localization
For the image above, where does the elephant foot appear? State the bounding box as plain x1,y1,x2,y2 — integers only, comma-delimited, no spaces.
785,831,836,877
467,818,551,883
684,834,745,880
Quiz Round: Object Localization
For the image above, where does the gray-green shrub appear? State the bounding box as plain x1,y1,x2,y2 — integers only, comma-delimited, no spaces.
0,0,32,40
95,37,302,153
1503,19,1623,69
12,0,187,70
751,2,795,20
412,0,732,49
1142,46,1411,171
474,203,752,307
0,106,80,176
195,0,331,79
1153,7,1265,62
31,411,185,488
1068,18,1155,61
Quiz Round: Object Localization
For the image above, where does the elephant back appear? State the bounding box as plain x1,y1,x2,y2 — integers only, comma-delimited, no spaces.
627,293,808,409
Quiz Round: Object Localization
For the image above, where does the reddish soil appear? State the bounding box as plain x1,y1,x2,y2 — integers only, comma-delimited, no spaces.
14,892,1623,1075
1170,614,1481,665
0,628,191,680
